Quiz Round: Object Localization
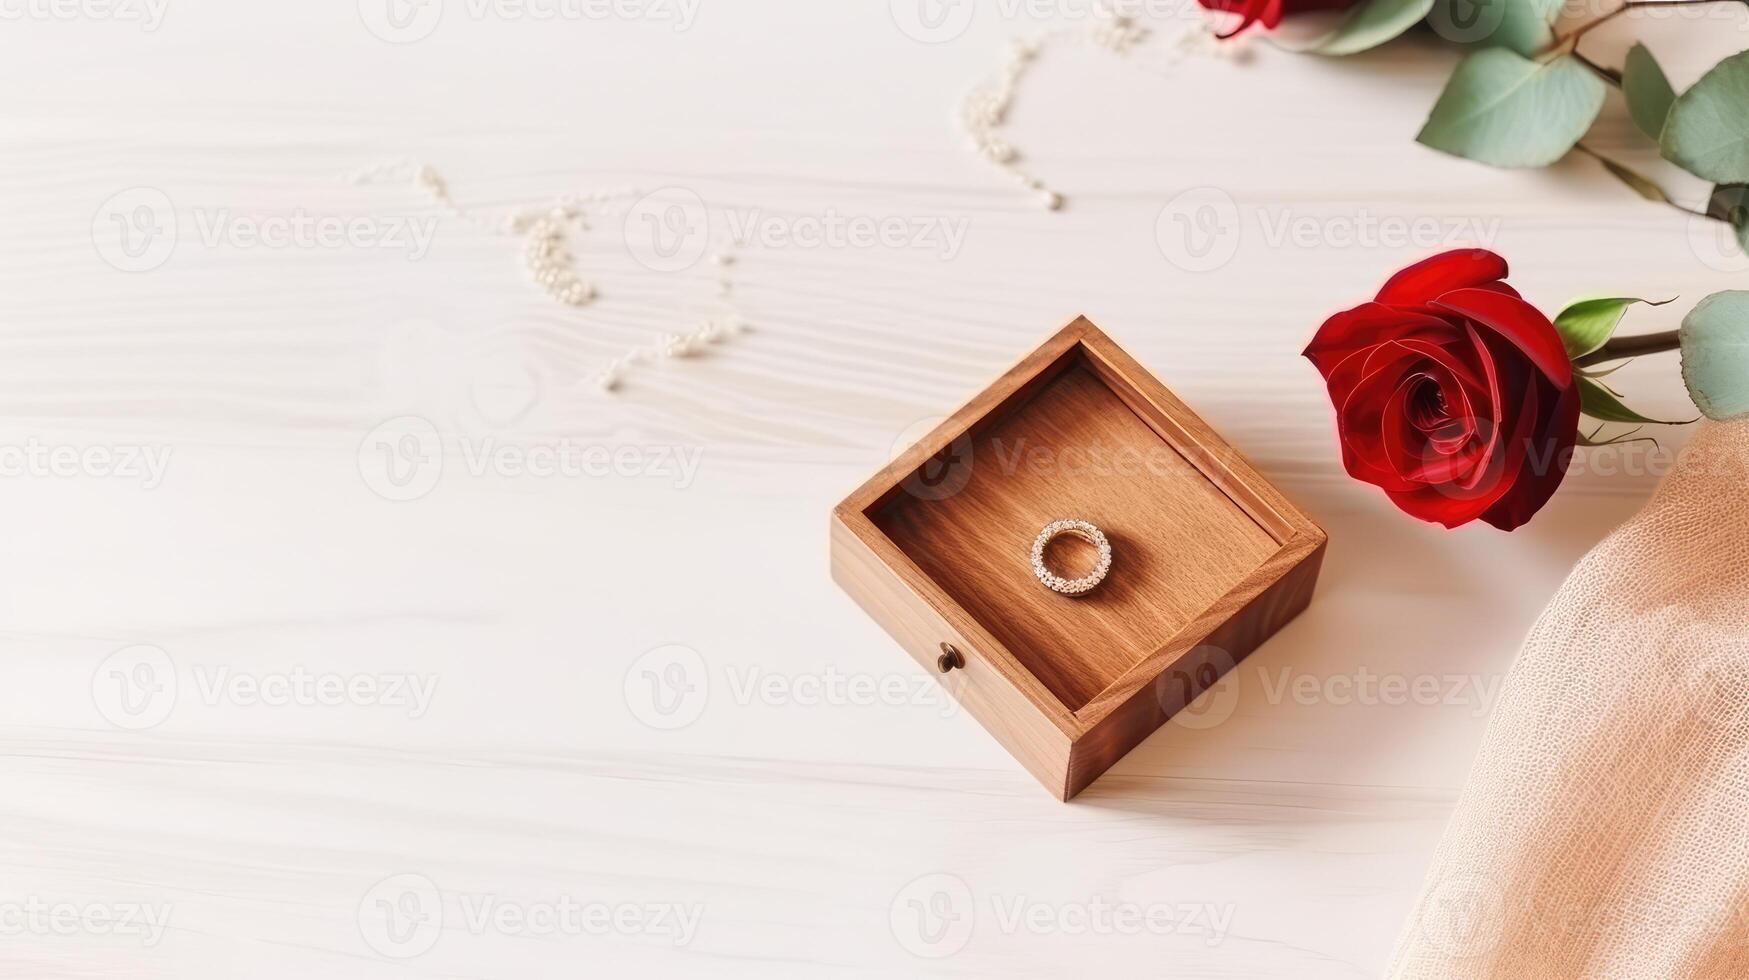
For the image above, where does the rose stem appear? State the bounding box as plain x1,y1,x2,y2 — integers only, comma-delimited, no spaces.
1574,330,1683,369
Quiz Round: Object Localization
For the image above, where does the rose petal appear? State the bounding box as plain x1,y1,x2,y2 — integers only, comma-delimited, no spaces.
1480,380,1581,531
1433,287,1573,387
1304,304,1460,377
1376,250,1510,307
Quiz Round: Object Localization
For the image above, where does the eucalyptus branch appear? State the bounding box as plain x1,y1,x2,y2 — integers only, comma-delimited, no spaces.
1571,50,1622,85
1574,144,1713,219
1549,0,1749,53
1574,329,1683,368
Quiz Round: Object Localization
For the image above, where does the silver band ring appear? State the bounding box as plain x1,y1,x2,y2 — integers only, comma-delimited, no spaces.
1030,519,1112,596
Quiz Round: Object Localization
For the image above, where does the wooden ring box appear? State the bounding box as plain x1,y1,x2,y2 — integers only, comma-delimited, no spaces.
831,317,1327,800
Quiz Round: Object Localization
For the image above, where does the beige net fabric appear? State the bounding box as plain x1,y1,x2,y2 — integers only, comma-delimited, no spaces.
1388,421,1749,980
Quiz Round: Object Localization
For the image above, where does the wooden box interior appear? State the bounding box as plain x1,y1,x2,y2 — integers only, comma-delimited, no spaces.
869,343,1284,716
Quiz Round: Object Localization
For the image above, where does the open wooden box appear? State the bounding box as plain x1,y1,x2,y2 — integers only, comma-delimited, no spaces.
831,317,1326,800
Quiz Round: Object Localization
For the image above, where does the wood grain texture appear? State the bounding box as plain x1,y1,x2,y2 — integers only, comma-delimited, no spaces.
0,3,1731,976
836,318,1327,799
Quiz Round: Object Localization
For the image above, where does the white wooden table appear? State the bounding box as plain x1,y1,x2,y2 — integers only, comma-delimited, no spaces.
0,2,1733,976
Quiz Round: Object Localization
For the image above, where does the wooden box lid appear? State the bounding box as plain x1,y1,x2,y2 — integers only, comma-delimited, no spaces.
830,317,1327,800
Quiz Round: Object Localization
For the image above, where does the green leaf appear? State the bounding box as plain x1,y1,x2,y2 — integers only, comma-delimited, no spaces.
1624,44,1678,142
1680,290,1749,421
1707,184,1749,254
1662,50,1749,184
1578,375,1692,426
1418,50,1609,169
1555,297,1674,359
1308,0,1437,55
1426,0,1560,55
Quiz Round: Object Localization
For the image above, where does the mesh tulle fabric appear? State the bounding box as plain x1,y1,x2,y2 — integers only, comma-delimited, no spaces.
1389,421,1749,979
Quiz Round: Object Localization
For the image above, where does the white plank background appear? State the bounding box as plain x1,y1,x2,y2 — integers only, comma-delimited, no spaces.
0,1,1741,976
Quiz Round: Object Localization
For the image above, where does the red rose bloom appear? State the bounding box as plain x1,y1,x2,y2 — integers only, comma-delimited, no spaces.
1200,0,1363,38
1304,249,1581,531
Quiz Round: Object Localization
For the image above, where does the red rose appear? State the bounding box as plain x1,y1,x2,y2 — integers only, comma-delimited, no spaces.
1304,249,1581,531
1200,0,1364,38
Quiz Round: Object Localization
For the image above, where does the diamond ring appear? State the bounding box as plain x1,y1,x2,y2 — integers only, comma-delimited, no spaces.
1030,519,1112,596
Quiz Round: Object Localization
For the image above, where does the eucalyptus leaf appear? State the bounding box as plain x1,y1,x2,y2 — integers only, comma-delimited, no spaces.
1662,50,1749,184
1624,44,1677,142
1578,376,1691,426
1309,0,1436,56
1555,297,1672,359
1680,290,1749,421
1418,50,1608,169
